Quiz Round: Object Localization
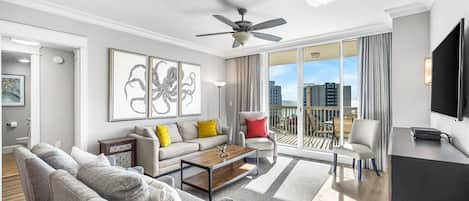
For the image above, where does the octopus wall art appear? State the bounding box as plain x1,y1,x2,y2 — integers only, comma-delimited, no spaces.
148,58,179,118
109,48,201,121
109,49,147,121
180,62,201,116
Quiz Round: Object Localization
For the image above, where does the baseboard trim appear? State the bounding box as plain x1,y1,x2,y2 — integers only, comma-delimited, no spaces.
3,145,22,154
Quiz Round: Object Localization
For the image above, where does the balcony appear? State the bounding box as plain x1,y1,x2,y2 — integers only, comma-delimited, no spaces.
269,105,358,151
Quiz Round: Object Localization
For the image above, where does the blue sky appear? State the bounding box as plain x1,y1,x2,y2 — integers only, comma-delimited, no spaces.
270,56,358,106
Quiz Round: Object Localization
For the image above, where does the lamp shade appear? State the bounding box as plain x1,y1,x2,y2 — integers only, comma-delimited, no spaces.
424,57,432,85
213,81,226,87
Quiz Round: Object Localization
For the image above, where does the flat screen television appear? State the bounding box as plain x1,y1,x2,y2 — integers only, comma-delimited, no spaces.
431,18,465,121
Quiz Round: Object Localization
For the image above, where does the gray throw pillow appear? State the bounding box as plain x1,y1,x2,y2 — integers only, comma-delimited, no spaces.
135,126,158,139
165,124,183,143
77,161,149,201
32,143,79,176
176,121,198,140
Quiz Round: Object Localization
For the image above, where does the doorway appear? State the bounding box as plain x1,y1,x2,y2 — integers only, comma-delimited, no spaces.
267,40,359,161
0,20,89,151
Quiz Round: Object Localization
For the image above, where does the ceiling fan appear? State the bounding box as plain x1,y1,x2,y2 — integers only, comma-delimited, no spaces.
196,8,287,48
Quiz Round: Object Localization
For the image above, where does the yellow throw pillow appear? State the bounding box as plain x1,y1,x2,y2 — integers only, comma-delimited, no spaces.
197,120,217,138
156,125,171,147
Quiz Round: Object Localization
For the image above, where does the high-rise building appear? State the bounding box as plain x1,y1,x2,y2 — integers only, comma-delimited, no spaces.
303,83,351,107
269,81,282,105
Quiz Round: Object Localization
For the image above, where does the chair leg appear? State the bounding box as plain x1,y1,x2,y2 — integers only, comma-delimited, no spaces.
371,158,380,176
352,158,355,169
357,160,362,181
332,153,337,175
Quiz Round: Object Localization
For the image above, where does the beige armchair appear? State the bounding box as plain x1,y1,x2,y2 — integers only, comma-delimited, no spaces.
238,112,278,162
332,119,380,180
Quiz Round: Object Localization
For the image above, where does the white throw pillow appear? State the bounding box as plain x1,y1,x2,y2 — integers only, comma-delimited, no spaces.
144,176,181,201
71,146,110,166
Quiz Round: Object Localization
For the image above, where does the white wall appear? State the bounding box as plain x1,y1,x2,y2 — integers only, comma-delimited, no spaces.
1,56,30,146
40,47,75,152
430,0,469,155
0,2,226,153
391,12,431,128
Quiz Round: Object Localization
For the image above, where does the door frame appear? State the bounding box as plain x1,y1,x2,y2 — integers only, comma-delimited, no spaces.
0,20,89,150
263,40,351,164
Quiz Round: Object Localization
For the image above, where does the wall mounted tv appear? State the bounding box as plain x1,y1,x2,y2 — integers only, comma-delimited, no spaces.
431,18,465,121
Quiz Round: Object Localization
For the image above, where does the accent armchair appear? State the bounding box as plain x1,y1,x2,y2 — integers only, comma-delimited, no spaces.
332,119,380,180
238,112,278,163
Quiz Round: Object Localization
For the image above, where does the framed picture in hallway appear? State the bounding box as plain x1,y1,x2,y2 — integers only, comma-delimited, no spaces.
108,48,148,121
179,62,201,116
148,57,179,119
2,74,25,106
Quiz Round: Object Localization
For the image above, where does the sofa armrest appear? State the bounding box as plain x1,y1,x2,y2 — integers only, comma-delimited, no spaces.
239,131,246,147
128,133,160,177
267,130,278,157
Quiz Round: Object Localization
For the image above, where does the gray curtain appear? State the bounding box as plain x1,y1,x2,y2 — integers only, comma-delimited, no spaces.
226,54,261,145
358,33,392,171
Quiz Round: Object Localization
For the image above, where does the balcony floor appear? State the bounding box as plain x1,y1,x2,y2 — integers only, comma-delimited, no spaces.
276,132,339,150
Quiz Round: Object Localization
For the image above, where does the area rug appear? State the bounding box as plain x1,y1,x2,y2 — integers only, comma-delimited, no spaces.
167,155,331,201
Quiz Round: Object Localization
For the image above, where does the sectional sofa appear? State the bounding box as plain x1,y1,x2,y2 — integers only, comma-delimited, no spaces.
14,144,204,201
129,120,231,177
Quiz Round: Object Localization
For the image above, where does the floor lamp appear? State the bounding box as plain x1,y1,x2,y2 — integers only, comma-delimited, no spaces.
213,81,226,120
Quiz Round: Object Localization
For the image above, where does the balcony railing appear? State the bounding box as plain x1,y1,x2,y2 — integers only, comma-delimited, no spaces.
269,105,358,150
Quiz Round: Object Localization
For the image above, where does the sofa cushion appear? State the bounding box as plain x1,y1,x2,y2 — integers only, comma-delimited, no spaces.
197,120,217,138
77,161,149,201
246,138,274,150
187,135,228,151
50,170,106,201
159,143,199,160
32,143,79,176
176,121,198,141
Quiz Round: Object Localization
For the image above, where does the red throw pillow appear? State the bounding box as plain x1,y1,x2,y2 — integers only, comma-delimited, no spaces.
245,117,267,138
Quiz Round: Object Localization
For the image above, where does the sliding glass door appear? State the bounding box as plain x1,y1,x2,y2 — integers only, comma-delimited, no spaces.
268,40,358,153
268,49,298,147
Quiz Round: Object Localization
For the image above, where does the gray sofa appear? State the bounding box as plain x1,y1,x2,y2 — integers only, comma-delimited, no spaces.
14,145,204,201
129,120,230,177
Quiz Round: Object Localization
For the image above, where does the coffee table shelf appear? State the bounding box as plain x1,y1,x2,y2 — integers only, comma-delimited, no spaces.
180,145,258,201
183,161,256,191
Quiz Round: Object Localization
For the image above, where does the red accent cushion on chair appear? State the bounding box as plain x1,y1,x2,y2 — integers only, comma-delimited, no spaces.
245,117,267,138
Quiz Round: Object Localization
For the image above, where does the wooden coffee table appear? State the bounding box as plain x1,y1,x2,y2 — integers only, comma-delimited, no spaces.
180,145,258,201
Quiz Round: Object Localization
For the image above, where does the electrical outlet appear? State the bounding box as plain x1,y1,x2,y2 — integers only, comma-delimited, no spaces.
55,140,62,148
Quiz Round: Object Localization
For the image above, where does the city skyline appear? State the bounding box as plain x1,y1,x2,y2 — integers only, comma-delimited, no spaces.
269,56,358,107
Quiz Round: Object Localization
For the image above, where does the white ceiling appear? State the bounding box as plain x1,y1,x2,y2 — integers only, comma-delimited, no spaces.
28,0,433,56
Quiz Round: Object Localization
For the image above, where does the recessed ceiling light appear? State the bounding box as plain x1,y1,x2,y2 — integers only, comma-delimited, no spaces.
306,0,336,7
11,38,41,46
17,58,31,63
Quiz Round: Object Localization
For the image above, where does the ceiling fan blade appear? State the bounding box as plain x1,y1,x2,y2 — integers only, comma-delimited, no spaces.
251,32,282,42
213,15,240,29
196,32,235,37
250,18,287,31
232,39,241,48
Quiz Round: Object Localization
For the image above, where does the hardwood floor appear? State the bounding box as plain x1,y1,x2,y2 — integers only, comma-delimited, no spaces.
313,165,389,201
0,153,388,201
2,154,25,201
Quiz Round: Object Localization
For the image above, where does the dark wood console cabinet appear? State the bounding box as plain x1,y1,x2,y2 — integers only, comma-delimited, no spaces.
389,127,469,201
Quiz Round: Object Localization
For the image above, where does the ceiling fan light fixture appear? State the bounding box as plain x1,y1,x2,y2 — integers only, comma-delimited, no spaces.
306,0,336,7
232,32,250,45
